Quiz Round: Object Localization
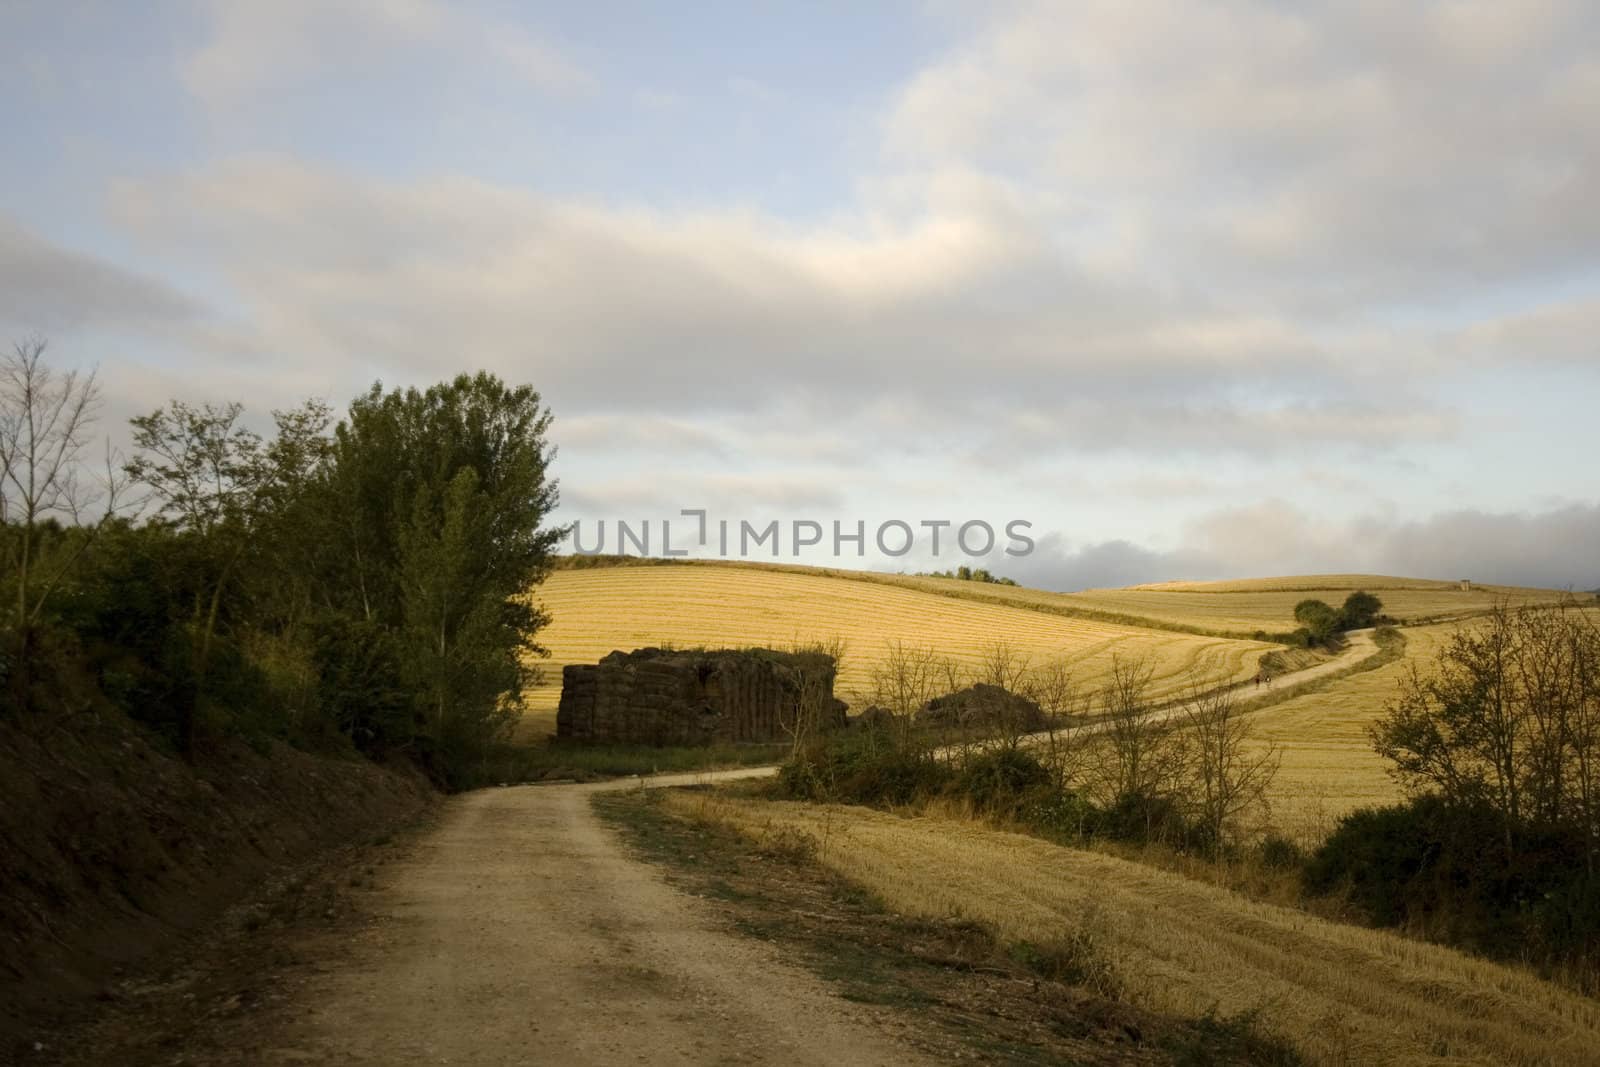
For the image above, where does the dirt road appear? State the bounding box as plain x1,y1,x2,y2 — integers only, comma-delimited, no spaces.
253,769,916,1066
1262,626,1377,689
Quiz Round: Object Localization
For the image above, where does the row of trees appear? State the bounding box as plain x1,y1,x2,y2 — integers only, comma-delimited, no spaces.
785,639,1280,857
919,565,1018,585
0,337,563,787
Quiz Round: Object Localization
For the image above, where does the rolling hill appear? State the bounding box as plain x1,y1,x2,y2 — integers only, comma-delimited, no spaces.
521,563,1279,735
523,563,1581,821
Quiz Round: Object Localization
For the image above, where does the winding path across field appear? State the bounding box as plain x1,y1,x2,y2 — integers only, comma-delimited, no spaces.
255,770,915,1066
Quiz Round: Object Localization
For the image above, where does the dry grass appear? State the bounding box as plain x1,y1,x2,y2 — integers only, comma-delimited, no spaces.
522,565,1276,734
671,790,1600,1067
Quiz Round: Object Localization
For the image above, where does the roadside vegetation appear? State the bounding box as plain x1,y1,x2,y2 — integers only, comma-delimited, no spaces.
781,639,1287,860
1318,602,1600,989
0,336,562,789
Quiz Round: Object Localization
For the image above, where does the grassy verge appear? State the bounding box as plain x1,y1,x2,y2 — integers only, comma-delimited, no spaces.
596,787,1301,1066
478,740,789,783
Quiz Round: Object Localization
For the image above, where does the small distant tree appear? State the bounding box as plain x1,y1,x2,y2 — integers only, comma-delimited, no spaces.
870,639,943,749
1293,598,1340,646
1339,591,1383,630
1092,654,1190,841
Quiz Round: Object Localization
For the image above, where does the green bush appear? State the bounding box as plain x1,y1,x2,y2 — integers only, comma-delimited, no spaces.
779,729,952,805
1258,834,1305,871
952,748,1051,816
1019,788,1097,840
1094,789,1194,846
1306,794,1599,966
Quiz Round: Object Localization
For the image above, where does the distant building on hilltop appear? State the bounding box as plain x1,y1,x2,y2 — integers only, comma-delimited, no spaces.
1460,579,1473,591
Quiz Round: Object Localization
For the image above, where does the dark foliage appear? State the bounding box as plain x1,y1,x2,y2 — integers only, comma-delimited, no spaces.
2,365,562,790
1308,795,1600,967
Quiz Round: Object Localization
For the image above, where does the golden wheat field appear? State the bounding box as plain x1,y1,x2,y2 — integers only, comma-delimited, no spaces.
552,560,1571,637
522,564,1277,734
672,791,1600,1067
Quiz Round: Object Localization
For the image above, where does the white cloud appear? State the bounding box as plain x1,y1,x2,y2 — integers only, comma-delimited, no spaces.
182,0,589,107
999,501,1600,592
883,1,1600,307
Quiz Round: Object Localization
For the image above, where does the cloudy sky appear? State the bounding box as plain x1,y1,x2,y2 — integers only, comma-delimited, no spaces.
4,1,1598,589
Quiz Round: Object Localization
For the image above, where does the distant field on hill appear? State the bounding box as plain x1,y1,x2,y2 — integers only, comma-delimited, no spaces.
551,557,1574,638
522,565,1275,737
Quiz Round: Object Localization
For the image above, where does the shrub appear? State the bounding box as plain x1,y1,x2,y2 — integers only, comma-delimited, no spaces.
952,748,1051,816
1094,789,1193,845
778,729,951,806
1258,834,1305,871
1019,788,1097,840
1307,794,1598,965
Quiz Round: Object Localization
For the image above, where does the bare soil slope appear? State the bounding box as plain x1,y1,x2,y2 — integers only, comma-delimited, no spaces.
0,709,433,1059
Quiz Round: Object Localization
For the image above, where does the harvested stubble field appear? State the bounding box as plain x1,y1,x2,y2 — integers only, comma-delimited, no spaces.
669,791,1600,1067
558,559,1570,637
522,564,1276,734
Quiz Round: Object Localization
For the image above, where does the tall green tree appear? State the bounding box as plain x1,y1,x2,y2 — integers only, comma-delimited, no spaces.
324,373,563,780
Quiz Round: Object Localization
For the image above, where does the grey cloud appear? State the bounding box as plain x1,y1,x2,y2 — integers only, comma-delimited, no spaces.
1376,505,1600,591
971,532,1220,593
0,215,196,334
1000,502,1600,592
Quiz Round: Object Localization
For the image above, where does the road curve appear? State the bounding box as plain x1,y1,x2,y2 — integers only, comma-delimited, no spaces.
255,769,914,1066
